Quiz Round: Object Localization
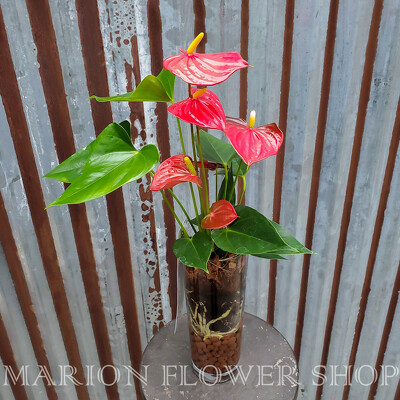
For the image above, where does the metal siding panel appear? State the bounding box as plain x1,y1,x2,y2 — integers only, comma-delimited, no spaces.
95,0,151,370
74,1,143,397
321,0,399,398
0,1,399,399
294,0,373,397
146,0,178,327
375,296,400,400
343,1,400,396
49,1,135,397
245,0,286,320
26,0,120,397
0,356,15,400
0,58,78,400
158,0,196,322
0,2,100,399
276,0,331,349
0,244,44,399
0,192,58,400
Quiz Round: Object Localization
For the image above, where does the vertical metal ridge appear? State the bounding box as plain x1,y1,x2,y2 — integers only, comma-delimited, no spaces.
238,0,249,205
239,0,249,120
324,0,385,397
0,8,90,399
74,1,143,397
125,35,163,331
342,93,399,399
147,0,177,321
193,0,206,51
268,0,295,325
395,376,400,400
294,0,340,367
368,262,400,399
0,194,57,400
0,311,28,400
25,1,120,397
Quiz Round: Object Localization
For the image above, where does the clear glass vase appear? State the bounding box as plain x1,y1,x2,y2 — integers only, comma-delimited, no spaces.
183,254,247,383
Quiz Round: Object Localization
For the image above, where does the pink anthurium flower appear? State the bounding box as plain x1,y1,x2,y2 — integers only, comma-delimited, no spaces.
150,155,202,191
224,111,284,166
168,88,226,131
201,200,238,230
163,33,249,86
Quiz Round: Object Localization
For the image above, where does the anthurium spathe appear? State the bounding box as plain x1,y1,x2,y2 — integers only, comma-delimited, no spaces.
150,155,202,191
224,111,284,166
168,88,226,131
163,33,249,86
201,200,238,229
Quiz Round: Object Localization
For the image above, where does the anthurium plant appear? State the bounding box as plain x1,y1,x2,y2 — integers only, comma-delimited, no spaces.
45,33,313,271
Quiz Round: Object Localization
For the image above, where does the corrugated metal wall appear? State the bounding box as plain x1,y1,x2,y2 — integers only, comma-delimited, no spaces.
0,0,399,399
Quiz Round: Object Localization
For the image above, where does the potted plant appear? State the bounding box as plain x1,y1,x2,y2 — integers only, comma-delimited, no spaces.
44,33,313,383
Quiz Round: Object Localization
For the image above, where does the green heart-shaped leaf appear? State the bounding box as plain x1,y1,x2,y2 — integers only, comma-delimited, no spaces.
173,231,213,272
211,205,287,254
157,69,175,100
90,71,174,103
43,120,133,184
267,220,315,255
198,130,237,165
211,205,313,255
43,140,96,183
88,122,134,157
47,123,159,207
230,154,248,176
252,253,288,260
119,120,132,142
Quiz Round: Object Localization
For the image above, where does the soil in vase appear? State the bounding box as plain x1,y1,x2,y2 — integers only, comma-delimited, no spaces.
184,254,247,383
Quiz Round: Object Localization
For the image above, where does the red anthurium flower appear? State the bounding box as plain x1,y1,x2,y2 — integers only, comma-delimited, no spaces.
224,111,283,166
201,200,238,230
150,155,202,191
168,88,226,131
163,33,249,86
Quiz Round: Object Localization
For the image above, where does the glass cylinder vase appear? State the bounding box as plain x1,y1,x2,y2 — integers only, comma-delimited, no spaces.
183,254,247,383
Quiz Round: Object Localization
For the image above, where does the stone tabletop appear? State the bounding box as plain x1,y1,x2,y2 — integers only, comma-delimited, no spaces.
140,312,298,399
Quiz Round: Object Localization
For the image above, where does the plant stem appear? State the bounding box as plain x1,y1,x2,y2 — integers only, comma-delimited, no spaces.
196,125,210,213
176,117,186,154
215,170,218,201
228,160,243,202
177,115,201,227
223,164,228,200
160,190,189,238
187,83,207,216
238,165,250,205
238,176,247,205
189,183,202,229
190,123,206,214
190,124,198,172
167,188,196,232
188,85,206,216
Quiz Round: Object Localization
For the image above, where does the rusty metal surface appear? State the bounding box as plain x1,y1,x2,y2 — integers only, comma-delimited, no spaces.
0,1,399,399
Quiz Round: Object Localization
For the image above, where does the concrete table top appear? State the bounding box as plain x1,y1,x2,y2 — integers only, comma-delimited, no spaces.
140,312,298,399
